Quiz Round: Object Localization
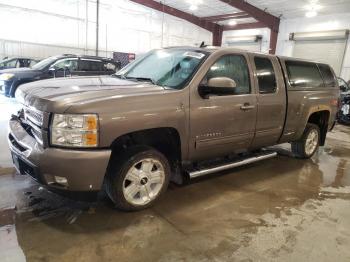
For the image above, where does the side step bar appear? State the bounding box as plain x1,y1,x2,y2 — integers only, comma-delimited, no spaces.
188,152,278,179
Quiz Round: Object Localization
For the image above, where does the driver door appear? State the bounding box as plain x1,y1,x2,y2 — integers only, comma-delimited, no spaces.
189,53,257,161
50,58,78,78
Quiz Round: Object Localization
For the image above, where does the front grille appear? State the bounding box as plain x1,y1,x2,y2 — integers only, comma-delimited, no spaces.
24,107,44,127
23,107,44,145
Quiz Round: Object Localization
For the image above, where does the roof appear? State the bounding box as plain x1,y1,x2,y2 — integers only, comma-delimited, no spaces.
57,54,115,61
164,46,327,64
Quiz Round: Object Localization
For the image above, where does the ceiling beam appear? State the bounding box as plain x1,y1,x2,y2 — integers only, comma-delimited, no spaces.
202,12,251,22
129,0,217,32
218,0,280,31
223,22,266,31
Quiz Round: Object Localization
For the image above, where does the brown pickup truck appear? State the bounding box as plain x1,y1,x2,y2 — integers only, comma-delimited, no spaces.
8,47,339,211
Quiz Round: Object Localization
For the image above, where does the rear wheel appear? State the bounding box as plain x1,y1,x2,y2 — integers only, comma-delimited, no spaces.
106,146,170,211
291,123,320,159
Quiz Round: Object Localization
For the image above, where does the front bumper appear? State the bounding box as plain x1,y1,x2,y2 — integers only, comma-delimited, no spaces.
0,80,12,96
8,117,111,191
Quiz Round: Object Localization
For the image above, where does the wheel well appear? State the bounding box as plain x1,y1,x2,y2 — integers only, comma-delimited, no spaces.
110,128,183,184
11,80,30,97
307,110,330,146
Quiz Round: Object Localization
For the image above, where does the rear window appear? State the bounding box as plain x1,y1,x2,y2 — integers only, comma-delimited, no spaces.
318,64,336,87
286,61,324,88
254,57,277,94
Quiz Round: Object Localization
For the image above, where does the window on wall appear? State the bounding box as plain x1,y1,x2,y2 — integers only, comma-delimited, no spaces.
318,64,336,87
205,55,250,95
286,61,324,88
254,57,277,94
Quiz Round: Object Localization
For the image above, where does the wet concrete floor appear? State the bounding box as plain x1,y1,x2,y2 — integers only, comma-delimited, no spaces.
0,96,350,261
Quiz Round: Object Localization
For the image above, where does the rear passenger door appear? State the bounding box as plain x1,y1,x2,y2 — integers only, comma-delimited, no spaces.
250,55,287,148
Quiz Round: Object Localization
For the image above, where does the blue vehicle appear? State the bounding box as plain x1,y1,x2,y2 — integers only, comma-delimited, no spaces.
0,57,38,70
0,54,120,97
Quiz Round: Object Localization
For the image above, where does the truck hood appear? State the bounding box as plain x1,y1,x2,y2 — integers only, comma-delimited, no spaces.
16,75,166,112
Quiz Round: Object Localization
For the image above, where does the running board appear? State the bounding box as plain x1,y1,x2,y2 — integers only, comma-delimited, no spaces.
188,152,278,179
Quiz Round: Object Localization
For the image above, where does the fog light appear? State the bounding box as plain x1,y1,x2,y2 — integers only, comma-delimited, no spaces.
54,176,68,186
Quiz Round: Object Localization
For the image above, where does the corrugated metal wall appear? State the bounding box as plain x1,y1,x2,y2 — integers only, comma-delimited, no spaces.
0,0,212,59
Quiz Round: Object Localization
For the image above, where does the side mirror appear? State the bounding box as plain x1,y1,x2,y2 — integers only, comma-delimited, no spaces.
63,65,71,77
48,66,56,77
199,77,237,98
340,85,347,92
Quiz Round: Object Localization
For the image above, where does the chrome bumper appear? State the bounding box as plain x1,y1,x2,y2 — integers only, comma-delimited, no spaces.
8,117,111,191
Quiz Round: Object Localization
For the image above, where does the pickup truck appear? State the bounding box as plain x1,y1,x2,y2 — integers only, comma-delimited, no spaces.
8,47,339,211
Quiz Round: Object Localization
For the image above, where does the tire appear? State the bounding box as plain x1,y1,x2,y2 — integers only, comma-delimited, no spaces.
291,123,320,159
105,146,170,211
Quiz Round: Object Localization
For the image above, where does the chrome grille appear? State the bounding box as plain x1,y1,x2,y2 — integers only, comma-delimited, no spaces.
24,107,44,127
23,107,44,145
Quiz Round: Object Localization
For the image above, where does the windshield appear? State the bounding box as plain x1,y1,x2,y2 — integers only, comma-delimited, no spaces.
0,58,15,67
338,78,350,92
116,49,208,89
32,56,58,70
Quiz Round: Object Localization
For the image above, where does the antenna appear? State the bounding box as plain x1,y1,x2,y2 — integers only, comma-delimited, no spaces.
200,41,206,48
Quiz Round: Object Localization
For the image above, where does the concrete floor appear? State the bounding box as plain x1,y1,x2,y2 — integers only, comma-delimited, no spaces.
1,96,350,262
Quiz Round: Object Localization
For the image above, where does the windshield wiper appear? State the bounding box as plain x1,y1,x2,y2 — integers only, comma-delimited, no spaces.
125,77,157,85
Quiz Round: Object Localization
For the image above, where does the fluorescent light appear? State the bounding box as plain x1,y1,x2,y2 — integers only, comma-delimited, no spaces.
305,0,321,18
189,5,198,11
228,20,237,26
305,4,322,10
306,10,317,17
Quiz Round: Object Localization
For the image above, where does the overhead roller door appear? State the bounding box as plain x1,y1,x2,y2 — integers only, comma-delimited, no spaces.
224,35,262,52
290,30,349,76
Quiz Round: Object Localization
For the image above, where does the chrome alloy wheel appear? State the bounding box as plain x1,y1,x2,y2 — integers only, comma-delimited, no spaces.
122,158,165,206
305,129,319,156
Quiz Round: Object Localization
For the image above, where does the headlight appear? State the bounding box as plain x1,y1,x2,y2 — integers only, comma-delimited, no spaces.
0,73,14,81
51,114,99,148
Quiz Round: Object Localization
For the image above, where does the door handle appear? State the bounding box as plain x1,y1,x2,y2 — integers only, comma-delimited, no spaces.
240,103,255,111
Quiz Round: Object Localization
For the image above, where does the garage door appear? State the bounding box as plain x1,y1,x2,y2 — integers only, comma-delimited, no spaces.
224,35,262,52
226,42,261,52
291,30,349,76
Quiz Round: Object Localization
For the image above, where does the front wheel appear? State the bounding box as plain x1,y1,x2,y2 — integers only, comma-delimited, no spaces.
291,123,320,159
106,146,170,211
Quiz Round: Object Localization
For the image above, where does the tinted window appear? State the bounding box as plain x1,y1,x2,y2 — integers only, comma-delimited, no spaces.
254,57,277,94
80,60,103,71
286,61,323,88
206,55,250,95
19,59,30,67
52,58,78,71
318,64,336,87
